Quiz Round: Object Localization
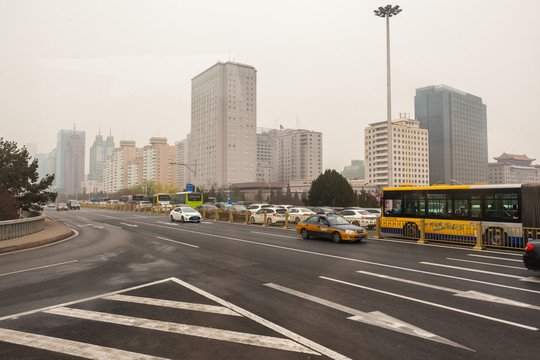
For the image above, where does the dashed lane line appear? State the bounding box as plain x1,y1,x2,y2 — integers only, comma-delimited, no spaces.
0,260,78,277
155,236,199,248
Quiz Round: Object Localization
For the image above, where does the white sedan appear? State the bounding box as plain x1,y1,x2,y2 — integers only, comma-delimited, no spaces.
338,209,377,229
249,208,286,225
287,207,316,223
170,206,202,223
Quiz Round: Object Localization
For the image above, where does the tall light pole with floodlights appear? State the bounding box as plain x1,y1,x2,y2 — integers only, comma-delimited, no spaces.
374,4,402,188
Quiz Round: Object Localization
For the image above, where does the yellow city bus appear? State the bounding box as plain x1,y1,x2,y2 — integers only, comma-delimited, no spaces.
380,183,540,248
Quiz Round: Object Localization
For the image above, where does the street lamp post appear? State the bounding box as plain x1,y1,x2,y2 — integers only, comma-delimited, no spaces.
374,4,402,188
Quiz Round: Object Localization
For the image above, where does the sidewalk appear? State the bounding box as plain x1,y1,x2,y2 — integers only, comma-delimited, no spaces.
0,217,73,254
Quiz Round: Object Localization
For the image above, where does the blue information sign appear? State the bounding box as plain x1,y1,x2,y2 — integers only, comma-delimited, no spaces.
186,183,194,192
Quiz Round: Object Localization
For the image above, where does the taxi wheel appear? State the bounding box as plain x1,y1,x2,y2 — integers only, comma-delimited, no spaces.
301,228,310,239
250,216,256,224
332,232,342,243
266,218,273,225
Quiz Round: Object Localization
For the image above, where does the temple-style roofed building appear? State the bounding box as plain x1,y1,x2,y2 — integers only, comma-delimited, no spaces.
489,153,540,184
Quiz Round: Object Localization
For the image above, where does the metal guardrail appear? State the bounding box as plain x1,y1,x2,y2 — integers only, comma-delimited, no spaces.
0,213,46,241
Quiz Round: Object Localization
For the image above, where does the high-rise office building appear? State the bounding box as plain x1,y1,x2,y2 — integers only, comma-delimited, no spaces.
365,118,429,187
103,140,142,193
415,85,488,185
55,129,85,192
64,133,85,195
88,133,115,181
190,62,257,189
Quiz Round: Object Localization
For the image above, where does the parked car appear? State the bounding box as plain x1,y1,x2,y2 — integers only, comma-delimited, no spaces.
310,206,337,215
196,203,219,217
138,201,152,208
249,208,286,225
170,206,201,223
338,209,377,229
287,207,316,223
296,214,367,243
523,240,540,271
56,203,68,211
246,204,270,214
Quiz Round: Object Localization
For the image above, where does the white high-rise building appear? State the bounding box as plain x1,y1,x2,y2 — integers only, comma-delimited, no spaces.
190,62,257,189
273,129,322,183
365,118,430,188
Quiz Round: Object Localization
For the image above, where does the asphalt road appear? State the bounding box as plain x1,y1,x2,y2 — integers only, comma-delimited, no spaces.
0,208,539,359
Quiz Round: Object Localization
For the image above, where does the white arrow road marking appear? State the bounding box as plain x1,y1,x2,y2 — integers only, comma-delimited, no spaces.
0,328,168,360
446,257,524,270
45,307,320,355
358,271,540,311
119,222,138,227
264,282,471,351
420,262,523,278
322,276,538,331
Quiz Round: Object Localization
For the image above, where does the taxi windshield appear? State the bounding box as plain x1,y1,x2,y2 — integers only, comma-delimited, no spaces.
327,215,350,226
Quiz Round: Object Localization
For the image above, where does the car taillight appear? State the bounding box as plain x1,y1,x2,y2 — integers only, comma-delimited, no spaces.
526,243,534,251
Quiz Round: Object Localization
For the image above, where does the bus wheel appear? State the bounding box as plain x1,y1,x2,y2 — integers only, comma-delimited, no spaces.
403,223,419,239
486,228,507,246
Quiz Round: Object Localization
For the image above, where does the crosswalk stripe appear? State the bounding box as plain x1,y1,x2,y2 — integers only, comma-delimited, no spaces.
103,294,241,316
45,307,319,355
0,328,168,360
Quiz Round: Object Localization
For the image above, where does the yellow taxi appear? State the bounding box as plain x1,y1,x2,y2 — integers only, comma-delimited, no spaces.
296,214,368,243
56,202,68,211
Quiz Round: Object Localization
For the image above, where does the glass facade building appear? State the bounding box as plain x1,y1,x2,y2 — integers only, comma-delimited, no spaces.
415,85,488,185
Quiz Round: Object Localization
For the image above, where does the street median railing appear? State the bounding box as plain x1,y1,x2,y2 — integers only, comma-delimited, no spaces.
0,213,46,241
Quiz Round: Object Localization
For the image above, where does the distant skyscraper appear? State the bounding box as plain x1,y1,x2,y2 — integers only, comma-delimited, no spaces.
55,129,85,192
88,133,115,181
415,85,488,185
143,137,177,186
190,61,257,189
64,133,85,195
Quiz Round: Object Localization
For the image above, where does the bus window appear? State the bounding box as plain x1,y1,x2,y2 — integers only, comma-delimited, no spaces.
427,193,452,217
485,192,519,221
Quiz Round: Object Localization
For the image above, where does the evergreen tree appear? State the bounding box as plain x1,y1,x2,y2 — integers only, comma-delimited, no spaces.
306,169,357,207
0,138,57,215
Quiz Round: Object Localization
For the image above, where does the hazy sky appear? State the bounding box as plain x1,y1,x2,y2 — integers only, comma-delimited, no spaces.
1,0,539,174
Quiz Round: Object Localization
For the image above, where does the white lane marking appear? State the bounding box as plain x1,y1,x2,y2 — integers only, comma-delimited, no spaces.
467,254,522,262
78,224,104,229
446,257,524,270
520,276,540,283
0,260,78,278
169,277,348,359
0,278,174,322
358,271,540,311
127,221,540,294
157,221,178,226
321,276,538,331
45,307,319,355
119,222,138,227
264,283,470,350
104,294,240,316
420,262,524,278
251,231,297,239
155,236,199,248
0,328,168,360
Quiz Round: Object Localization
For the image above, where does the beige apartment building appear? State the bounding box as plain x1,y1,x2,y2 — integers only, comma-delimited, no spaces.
365,118,430,188
103,138,177,193
190,61,257,189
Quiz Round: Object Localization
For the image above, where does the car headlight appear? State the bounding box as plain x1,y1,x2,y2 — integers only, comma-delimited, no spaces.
346,230,355,234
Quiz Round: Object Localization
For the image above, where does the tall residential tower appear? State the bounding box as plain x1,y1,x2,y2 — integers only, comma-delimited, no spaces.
190,62,257,189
